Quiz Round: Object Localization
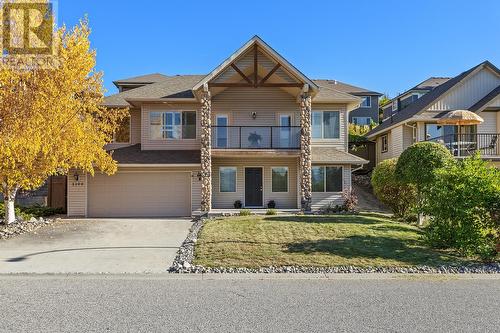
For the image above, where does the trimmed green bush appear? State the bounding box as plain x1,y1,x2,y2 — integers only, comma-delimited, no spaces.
372,158,417,219
423,155,500,259
395,142,454,224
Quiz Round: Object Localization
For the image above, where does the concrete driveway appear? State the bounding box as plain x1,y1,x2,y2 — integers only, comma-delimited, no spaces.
0,218,192,274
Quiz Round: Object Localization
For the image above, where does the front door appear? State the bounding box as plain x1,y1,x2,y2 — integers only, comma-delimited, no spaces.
245,167,263,207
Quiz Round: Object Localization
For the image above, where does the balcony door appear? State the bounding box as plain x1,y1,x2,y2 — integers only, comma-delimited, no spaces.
216,115,228,148
279,114,292,148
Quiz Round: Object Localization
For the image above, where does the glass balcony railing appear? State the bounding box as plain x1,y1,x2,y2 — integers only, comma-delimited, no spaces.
211,126,301,149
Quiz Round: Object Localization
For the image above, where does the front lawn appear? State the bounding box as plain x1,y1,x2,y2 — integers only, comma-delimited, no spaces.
194,214,477,268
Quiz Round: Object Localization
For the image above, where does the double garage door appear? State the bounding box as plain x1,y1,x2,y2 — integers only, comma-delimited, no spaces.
87,172,191,217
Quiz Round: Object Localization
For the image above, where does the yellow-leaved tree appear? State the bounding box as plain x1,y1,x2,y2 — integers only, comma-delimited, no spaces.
0,20,127,223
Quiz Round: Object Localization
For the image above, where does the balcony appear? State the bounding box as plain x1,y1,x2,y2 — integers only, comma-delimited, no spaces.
211,126,301,149
426,133,499,157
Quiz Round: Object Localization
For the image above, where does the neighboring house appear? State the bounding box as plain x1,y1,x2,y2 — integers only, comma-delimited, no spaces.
366,61,500,168
315,80,382,125
66,36,368,217
381,77,451,120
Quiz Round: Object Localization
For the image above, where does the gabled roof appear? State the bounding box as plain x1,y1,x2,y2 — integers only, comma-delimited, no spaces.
366,61,500,139
312,147,368,164
313,83,362,104
313,79,382,96
469,85,500,112
192,36,319,93
382,77,452,109
113,73,169,87
104,75,205,107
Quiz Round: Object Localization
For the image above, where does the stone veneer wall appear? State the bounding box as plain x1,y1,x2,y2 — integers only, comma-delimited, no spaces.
300,93,312,211
200,87,212,212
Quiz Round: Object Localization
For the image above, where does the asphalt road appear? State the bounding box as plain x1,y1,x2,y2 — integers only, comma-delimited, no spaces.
0,274,498,333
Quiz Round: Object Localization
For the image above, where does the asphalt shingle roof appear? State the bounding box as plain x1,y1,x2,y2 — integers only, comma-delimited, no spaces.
313,79,382,96
109,144,201,164
367,61,500,138
312,147,368,164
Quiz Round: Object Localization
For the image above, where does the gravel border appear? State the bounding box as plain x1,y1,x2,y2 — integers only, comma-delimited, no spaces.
169,217,500,274
0,217,58,240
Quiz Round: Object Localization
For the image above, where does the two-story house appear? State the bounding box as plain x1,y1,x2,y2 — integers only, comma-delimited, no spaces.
367,61,500,167
66,36,368,218
314,80,382,125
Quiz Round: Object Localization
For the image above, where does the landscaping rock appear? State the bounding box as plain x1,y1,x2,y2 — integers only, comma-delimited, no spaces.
0,216,55,240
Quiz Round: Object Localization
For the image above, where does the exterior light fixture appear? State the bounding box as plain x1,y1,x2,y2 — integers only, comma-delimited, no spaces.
73,172,79,182
252,112,257,119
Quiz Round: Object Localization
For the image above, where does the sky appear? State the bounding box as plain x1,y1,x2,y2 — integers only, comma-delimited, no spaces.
58,0,500,97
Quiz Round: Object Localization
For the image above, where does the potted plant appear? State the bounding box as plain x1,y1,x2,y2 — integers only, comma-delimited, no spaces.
234,200,242,209
248,132,262,148
267,200,276,209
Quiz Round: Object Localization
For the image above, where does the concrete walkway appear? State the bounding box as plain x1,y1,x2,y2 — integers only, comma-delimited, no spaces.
0,218,192,274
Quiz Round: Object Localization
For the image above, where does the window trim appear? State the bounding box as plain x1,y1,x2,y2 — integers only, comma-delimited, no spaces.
381,134,389,153
352,117,372,126
392,101,398,112
359,96,371,108
271,166,289,193
219,166,237,193
215,114,229,148
113,114,131,144
312,110,341,140
311,165,344,193
149,110,197,141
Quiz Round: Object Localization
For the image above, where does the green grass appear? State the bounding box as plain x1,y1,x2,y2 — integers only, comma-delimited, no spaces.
194,213,476,268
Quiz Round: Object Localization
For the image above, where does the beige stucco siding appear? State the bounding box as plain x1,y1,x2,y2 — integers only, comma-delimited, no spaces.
311,165,351,210
141,103,201,150
212,157,299,209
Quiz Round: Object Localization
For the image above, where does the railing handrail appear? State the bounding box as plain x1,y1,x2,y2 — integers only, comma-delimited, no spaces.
211,125,301,128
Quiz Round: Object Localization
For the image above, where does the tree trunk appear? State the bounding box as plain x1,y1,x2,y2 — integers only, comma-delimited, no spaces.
2,187,18,224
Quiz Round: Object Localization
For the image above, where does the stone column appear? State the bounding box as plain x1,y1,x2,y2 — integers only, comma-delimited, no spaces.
300,93,312,211
200,85,212,212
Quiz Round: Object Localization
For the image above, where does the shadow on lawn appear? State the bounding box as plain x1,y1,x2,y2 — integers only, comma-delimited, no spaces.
286,235,463,266
264,213,387,225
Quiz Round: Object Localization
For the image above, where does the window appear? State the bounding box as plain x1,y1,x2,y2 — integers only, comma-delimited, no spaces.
352,117,372,126
381,134,388,153
312,111,340,139
219,167,236,192
271,167,288,192
279,114,292,148
312,166,343,192
150,111,196,140
114,115,130,143
392,101,398,112
360,96,371,108
216,115,228,148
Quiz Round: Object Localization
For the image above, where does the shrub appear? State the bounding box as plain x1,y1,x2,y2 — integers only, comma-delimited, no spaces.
233,200,242,209
239,209,252,216
395,142,454,224
19,205,64,217
319,202,343,214
267,200,276,209
342,189,358,213
266,209,277,215
0,204,32,221
371,158,417,219
423,155,500,259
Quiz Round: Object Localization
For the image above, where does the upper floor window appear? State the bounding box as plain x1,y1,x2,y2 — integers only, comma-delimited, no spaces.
352,117,372,126
381,134,388,153
113,115,130,143
312,111,340,139
360,96,371,108
150,111,196,140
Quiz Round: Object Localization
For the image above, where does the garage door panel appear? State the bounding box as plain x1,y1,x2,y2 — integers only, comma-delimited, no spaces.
87,172,190,217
